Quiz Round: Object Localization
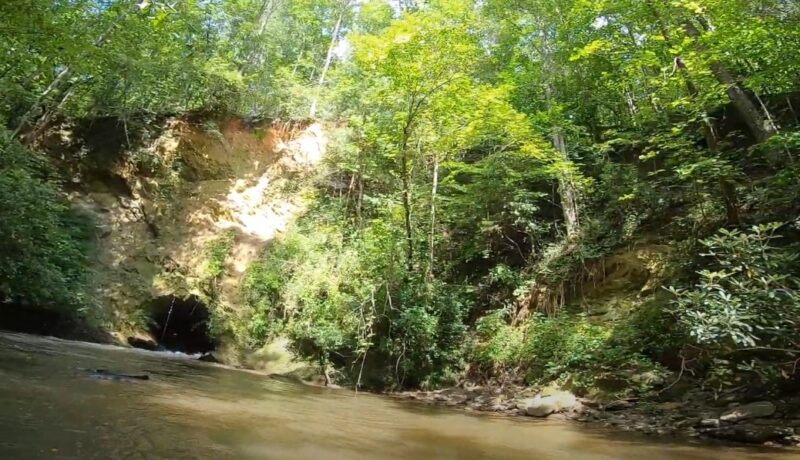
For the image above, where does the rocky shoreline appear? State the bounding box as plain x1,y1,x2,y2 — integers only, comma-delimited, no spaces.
391,385,800,448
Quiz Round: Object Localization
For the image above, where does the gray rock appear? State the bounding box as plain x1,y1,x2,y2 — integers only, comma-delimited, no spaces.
699,418,721,428
524,391,578,418
604,400,634,411
781,435,800,446
719,401,776,423
525,396,559,417
677,417,701,428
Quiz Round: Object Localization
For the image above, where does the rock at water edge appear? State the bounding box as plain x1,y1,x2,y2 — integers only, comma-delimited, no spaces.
719,401,776,423
524,391,577,418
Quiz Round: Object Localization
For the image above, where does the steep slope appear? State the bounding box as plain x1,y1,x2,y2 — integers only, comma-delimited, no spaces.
43,116,326,363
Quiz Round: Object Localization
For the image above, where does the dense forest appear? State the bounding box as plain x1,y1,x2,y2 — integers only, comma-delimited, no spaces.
2,0,800,404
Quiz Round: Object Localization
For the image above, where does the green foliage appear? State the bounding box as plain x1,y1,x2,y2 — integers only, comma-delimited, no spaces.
518,314,668,394
0,0,358,124
204,230,237,280
468,309,669,395
470,309,524,375
668,224,800,352
389,278,471,388
0,129,93,313
243,217,400,371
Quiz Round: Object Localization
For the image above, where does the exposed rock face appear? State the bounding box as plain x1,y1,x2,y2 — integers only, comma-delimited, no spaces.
46,116,327,362
719,401,776,423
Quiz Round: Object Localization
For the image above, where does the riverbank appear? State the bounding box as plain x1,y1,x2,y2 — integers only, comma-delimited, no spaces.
390,384,800,448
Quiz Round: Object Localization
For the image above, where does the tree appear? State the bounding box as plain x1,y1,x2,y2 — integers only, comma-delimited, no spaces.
349,6,482,271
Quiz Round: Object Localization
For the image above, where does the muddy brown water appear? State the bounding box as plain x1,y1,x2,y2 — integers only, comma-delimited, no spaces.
0,332,797,460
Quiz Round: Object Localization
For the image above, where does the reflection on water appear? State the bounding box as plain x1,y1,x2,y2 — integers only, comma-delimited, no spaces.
0,332,794,460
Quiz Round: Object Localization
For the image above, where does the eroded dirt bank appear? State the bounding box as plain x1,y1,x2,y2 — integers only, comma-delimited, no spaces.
39,115,326,368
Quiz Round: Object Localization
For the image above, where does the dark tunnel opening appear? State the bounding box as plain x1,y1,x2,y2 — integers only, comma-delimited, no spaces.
144,295,216,354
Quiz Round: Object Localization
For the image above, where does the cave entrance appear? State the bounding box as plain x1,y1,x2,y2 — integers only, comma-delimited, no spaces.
145,295,215,354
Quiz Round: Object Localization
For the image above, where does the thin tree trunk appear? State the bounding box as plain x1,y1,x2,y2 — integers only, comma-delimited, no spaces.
625,89,639,123
427,154,439,279
355,159,364,224
647,1,719,148
12,66,71,138
240,0,282,73
13,0,136,140
552,127,581,239
291,36,307,77
256,0,280,35
401,145,414,272
309,2,348,118
680,20,776,143
398,101,418,273
356,170,364,223
29,86,75,141
786,97,799,125
647,0,743,223
540,27,581,240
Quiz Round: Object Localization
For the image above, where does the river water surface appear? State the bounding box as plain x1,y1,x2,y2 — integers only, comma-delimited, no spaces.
1,332,797,460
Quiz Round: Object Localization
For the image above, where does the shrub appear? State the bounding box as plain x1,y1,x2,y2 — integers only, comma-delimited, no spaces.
243,220,400,377
512,313,668,394
0,129,93,313
390,279,470,388
469,308,524,377
667,223,800,351
667,223,800,387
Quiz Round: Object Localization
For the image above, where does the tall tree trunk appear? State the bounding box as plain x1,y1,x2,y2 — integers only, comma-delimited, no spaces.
678,18,777,143
427,153,439,279
540,27,581,240
552,127,581,239
647,3,742,224
398,101,420,273
309,2,348,118
400,143,414,272
238,0,282,73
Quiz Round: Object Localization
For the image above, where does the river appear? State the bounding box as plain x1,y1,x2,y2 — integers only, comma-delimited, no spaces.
0,332,796,460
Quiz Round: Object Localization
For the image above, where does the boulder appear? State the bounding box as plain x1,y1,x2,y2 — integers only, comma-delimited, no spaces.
699,418,721,428
198,352,219,363
524,391,578,417
127,336,159,351
603,400,634,411
719,401,776,423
